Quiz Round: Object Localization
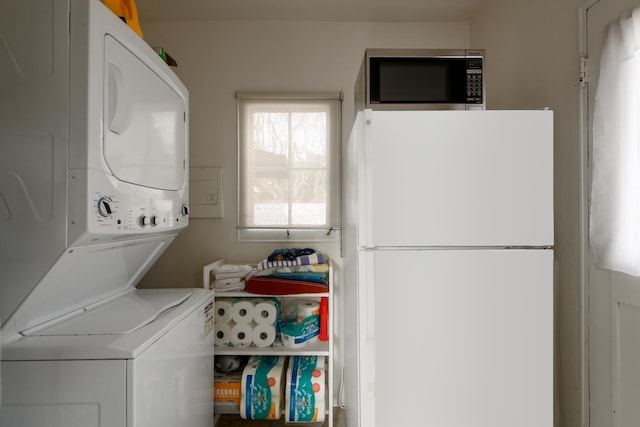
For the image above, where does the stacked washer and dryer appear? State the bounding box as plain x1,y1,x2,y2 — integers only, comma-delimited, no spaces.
0,1,214,426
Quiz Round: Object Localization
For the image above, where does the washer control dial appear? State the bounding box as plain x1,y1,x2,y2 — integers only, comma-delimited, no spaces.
139,215,150,227
97,197,114,217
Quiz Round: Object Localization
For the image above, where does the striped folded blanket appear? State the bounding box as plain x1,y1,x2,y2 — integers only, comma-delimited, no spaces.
253,263,329,277
257,252,325,270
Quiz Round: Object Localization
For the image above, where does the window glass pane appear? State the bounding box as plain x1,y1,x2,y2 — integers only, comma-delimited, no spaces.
254,203,289,225
253,112,289,157
291,169,327,225
237,93,341,240
292,112,327,168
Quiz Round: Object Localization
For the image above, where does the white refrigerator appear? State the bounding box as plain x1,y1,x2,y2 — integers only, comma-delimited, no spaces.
342,110,553,427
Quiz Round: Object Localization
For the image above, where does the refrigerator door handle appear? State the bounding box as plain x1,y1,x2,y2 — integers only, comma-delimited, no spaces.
363,251,376,398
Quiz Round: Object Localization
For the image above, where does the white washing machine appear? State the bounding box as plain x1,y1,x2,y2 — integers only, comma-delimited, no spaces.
0,1,214,426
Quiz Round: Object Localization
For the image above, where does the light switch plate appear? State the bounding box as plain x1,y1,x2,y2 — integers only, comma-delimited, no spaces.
189,167,223,218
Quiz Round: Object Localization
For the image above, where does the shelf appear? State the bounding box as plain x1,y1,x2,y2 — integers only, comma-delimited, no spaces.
215,338,330,356
210,259,333,427
213,290,329,298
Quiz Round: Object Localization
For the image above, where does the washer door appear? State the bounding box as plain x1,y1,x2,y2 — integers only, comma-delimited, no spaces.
25,290,193,336
103,34,186,191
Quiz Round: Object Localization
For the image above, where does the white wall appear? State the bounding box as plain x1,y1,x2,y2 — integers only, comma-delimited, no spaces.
137,19,471,405
137,6,587,424
138,20,470,287
471,1,583,426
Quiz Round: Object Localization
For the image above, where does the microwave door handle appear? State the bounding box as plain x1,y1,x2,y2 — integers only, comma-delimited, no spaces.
107,61,131,135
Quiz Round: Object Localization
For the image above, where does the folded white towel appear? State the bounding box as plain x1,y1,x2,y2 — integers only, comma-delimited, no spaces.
214,279,247,292
214,264,254,280
215,277,242,285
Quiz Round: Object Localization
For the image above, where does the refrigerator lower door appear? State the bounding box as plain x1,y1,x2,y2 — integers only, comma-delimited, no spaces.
362,249,552,427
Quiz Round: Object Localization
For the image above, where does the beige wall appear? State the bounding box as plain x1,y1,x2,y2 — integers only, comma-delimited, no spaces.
138,20,470,288
139,8,585,424
137,19,471,404
471,1,583,426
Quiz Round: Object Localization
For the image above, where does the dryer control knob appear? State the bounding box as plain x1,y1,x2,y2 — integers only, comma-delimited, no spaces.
150,215,158,226
181,204,189,216
97,197,113,217
139,215,150,227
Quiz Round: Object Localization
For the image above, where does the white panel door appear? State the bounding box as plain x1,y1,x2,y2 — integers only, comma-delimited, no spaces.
363,110,553,247
366,249,553,427
585,2,640,427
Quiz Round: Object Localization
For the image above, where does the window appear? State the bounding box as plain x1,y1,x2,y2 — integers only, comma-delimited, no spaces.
591,8,640,276
237,92,342,241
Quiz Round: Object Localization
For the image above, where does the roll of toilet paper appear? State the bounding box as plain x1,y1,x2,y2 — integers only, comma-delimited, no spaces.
241,356,286,420
252,323,277,348
231,322,255,346
242,356,286,394
280,315,320,349
285,395,325,423
285,357,326,423
253,300,278,325
281,330,309,349
231,300,256,324
294,355,325,372
214,322,233,346
296,300,320,320
240,395,283,420
215,299,234,323
287,366,326,397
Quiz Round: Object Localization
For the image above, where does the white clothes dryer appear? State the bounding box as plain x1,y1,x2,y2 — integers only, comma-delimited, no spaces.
0,1,214,426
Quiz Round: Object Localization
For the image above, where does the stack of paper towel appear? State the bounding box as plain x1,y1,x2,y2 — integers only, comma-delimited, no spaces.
240,356,287,420
280,299,321,349
214,298,279,347
285,356,326,423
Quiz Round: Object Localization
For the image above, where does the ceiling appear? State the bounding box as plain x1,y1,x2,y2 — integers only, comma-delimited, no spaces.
135,0,487,23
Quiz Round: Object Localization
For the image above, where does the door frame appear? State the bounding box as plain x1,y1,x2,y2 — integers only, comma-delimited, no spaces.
578,1,601,427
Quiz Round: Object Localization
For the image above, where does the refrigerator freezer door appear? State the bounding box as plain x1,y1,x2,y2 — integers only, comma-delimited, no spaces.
362,110,553,247
364,249,552,427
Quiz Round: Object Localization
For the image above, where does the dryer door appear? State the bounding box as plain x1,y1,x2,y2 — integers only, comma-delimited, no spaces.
103,35,186,191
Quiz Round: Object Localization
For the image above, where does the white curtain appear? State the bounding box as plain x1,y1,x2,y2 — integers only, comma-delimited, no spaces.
591,8,640,276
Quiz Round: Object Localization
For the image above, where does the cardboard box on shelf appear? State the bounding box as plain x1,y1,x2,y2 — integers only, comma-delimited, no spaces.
214,370,242,414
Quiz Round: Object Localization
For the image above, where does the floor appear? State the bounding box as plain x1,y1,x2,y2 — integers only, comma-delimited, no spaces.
215,407,347,427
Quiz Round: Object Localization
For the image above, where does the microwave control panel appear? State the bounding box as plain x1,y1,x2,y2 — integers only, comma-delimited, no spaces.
466,57,484,104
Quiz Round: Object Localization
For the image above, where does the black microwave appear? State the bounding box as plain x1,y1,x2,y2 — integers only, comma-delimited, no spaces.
357,49,485,110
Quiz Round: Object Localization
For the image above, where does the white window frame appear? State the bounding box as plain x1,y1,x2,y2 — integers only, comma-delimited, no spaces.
236,91,342,242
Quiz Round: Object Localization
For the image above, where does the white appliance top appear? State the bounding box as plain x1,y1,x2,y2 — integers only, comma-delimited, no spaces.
1,235,176,343
2,288,213,361
26,290,193,336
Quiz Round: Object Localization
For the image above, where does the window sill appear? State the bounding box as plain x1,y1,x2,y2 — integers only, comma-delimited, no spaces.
237,227,341,243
